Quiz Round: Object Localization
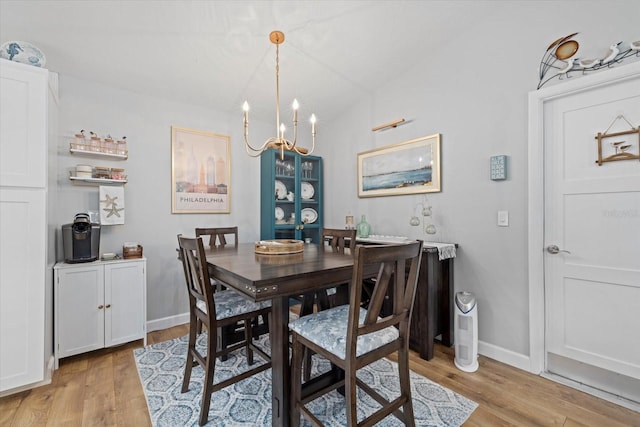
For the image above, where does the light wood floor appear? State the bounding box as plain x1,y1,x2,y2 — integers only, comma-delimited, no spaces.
1,324,638,426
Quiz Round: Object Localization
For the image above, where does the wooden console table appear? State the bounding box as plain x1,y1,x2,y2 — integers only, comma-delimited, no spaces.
355,238,456,361
411,245,456,360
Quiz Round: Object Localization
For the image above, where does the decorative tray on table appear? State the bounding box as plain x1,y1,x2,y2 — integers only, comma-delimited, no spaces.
254,239,304,255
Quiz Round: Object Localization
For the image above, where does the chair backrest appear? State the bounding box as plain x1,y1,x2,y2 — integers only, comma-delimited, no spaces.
195,226,238,250
321,228,356,255
177,234,216,320
347,241,423,354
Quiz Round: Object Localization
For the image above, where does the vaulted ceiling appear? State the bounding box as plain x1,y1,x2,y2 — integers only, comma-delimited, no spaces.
1,1,492,123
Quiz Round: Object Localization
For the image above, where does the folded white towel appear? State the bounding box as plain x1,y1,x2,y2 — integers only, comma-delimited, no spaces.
423,242,456,260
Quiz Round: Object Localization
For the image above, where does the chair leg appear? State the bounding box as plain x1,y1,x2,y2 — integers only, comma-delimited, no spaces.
290,334,304,427
260,313,269,337
198,326,217,426
299,293,315,317
244,318,254,366
316,290,331,311
303,348,312,382
300,293,317,382
398,346,416,427
345,365,358,427
220,324,231,362
181,314,198,393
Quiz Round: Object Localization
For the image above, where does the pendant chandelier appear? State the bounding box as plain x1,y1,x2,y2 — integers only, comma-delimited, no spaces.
243,30,316,159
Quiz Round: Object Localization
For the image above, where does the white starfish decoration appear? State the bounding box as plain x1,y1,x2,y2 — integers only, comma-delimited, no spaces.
101,194,119,209
103,205,124,218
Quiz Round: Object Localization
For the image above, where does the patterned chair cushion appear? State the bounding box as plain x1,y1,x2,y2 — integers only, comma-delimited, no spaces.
196,290,271,320
288,305,399,360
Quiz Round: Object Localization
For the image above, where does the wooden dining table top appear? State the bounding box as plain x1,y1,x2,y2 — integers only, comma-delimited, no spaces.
204,242,359,301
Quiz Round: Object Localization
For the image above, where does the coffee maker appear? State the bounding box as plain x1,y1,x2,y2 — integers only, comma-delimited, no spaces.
62,213,101,263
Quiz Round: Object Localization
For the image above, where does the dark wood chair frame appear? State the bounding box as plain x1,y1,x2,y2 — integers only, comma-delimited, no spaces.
195,226,238,252
178,235,272,426
290,240,423,427
195,226,269,359
299,228,356,381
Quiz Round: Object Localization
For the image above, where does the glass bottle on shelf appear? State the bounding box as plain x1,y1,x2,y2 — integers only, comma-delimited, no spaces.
356,215,371,238
73,130,87,150
103,135,115,154
89,132,101,152
116,137,127,156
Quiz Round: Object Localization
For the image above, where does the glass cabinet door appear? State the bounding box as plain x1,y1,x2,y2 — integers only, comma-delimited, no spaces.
260,149,322,243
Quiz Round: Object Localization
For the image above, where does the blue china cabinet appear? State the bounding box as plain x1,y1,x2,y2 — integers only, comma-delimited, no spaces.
260,149,323,243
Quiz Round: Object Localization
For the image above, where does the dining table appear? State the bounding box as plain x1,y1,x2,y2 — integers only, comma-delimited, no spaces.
204,242,372,427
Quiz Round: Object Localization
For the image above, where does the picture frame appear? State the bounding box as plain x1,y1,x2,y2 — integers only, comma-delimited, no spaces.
357,133,441,198
171,126,231,213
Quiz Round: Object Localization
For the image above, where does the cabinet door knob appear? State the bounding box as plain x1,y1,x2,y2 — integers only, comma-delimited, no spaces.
105,304,111,308
98,305,104,309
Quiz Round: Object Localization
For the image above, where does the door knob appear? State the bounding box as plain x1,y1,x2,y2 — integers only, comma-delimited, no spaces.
546,245,571,254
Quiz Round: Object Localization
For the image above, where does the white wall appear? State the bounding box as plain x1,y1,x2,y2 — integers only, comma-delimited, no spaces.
50,1,639,365
55,76,272,322
316,1,639,359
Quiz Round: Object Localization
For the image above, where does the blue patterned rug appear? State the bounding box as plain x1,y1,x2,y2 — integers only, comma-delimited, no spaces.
134,334,477,426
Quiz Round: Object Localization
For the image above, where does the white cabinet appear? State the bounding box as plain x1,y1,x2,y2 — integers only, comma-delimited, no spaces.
0,59,47,188
0,59,50,393
0,189,46,391
54,258,147,367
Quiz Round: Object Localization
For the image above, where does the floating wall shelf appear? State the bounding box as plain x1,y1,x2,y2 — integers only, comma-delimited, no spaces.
69,147,128,160
69,175,127,185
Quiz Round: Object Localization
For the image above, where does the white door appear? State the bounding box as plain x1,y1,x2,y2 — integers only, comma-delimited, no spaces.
0,189,45,391
104,260,146,347
0,59,47,188
543,71,640,404
55,265,105,360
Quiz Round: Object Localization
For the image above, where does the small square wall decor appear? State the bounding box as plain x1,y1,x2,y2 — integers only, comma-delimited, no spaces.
490,155,507,180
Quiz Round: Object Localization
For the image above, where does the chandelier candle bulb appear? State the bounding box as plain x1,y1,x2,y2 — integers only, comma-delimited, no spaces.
292,99,299,121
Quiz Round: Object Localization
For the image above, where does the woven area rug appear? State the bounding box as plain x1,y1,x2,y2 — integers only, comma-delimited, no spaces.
134,334,477,426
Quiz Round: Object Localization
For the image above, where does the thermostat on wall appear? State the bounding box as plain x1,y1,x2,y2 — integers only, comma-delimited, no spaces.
490,155,507,180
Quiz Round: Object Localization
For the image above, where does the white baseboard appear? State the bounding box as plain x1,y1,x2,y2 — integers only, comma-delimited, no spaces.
478,340,532,373
146,312,189,333
541,372,640,413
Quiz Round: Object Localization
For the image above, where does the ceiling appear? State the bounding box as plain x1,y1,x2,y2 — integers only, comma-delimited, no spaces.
0,1,491,124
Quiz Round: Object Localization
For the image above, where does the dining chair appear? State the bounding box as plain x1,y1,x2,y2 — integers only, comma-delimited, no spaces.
195,226,238,252
195,226,269,360
289,240,423,427
298,228,356,380
299,228,356,312
177,235,272,426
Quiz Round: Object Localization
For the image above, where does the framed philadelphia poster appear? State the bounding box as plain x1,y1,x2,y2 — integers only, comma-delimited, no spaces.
171,126,231,213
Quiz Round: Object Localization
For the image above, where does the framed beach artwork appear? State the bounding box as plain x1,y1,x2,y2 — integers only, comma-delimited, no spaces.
357,134,441,198
171,126,231,213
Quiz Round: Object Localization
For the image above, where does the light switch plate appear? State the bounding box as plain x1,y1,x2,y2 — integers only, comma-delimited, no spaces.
497,210,509,227
490,155,507,180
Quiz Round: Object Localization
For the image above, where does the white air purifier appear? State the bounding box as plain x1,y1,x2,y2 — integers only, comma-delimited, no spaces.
454,291,479,372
